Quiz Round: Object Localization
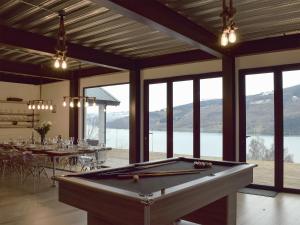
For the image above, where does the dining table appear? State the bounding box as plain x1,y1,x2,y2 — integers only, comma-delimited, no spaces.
22,144,111,186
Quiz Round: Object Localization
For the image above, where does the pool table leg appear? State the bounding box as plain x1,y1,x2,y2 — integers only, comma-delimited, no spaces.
182,193,237,225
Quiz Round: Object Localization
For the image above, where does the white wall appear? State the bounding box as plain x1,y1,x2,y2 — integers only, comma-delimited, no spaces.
0,82,39,140
40,81,70,139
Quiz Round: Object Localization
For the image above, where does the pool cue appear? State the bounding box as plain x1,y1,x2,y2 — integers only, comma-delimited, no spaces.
97,161,178,177
117,168,208,179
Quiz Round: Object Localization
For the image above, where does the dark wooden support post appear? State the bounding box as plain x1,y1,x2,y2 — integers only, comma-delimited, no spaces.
193,79,200,158
69,74,79,142
222,56,236,161
129,68,141,163
167,81,173,158
274,70,284,190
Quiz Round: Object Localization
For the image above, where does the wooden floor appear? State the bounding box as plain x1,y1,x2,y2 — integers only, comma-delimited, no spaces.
1,172,300,225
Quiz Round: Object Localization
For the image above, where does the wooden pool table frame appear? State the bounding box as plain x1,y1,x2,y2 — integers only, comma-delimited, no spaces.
56,157,255,225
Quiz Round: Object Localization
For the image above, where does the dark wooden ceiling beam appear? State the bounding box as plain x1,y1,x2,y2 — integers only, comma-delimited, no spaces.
0,25,135,70
90,0,224,58
0,59,69,81
0,72,59,85
137,49,216,68
75,67,121,78
231,33,300,56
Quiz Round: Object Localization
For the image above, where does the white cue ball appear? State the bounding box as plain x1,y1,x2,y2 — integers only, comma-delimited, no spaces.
133,175,139,182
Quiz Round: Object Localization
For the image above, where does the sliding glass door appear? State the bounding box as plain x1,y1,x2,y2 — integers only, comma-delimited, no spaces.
240,66,300,192
283,70,300,190
244,73,275,186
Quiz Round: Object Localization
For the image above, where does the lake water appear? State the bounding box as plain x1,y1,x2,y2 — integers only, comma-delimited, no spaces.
105,128,300,163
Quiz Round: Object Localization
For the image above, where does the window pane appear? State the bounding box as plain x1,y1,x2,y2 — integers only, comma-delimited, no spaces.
200,77,223,161
283,70,300,189
173,80,193,157
84,84,129,167
149,83,167,160
245,73,274,186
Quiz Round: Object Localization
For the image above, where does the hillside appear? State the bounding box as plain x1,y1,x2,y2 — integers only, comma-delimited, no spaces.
106,84,300,135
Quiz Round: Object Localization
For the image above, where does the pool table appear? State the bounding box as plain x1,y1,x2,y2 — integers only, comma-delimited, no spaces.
56,157,255,225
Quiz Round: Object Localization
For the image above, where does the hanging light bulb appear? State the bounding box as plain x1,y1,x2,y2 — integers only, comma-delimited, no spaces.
54,58,60,68
37,104,41,110
93,101,96,107
221,31,228,46
32,104,36,110
63,98,67,107
28,104,32,110
41,104,45,110
45,104,49,110
228,28,237,43
84,100,89,107
50,105,53,111
77,100,81,108
61,60,67,69
70,100,74,108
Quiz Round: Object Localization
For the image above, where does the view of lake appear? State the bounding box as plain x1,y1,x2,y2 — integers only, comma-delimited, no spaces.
105,128,300,163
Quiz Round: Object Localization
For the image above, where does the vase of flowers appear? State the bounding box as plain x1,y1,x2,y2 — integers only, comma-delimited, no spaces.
34,121,52,145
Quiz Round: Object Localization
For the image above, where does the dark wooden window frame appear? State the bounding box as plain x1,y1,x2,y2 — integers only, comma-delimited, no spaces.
143,72,222,162
239,63,300,194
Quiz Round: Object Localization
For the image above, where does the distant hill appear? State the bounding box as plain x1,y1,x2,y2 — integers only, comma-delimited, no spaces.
106,84,300,135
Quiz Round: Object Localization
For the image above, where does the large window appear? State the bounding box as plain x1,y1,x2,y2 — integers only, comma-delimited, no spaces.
144,74,223,161
200,77,223,161
173,80,193,157
283,70,300,189
245,73,275,186
84,84,129,167
240,65,300,192
148,83,167,160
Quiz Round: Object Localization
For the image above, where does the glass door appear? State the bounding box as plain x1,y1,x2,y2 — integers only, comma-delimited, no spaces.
283,70,300,190
243,72,275,187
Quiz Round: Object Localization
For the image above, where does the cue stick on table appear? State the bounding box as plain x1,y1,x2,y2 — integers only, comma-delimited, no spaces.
116,168,209,179
97,160,178,177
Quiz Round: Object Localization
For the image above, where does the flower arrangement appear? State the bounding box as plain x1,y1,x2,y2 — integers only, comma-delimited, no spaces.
34,121,52,144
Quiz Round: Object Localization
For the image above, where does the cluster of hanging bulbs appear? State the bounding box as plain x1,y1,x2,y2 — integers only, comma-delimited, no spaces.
220,26,237,46
54,54,67,69
28,101,53,111
62,97,96,108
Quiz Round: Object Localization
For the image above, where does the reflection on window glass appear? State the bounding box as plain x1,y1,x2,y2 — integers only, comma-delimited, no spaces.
283,70,300,189
149,83,167,160
245,73,274,186
173,80,193,157
200,77,223,161
84,84,129,167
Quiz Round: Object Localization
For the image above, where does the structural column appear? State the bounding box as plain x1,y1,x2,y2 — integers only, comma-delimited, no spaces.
129,68,141,163
69,74,79,142
222,56,236,161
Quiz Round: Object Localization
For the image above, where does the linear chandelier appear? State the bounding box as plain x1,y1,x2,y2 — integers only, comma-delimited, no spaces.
28,84,54,111
220,0,238,47
28,100,54,111
54,10,67,69
63,96,96,108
